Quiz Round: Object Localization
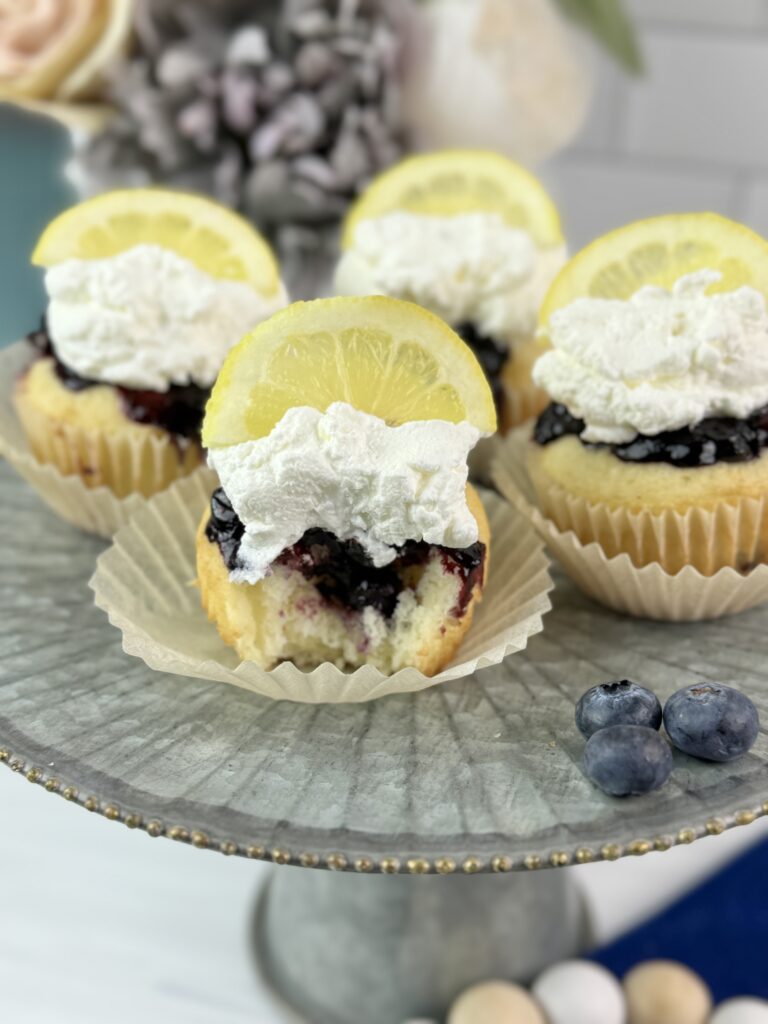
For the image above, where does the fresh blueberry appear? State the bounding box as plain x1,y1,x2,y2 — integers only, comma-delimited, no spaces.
664,684,760,762
583,725,673,797
575,680,662,739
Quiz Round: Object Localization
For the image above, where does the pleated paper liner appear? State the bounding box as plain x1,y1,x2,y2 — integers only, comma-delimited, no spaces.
0,340,206,538
492,428,768,622
90,473,554,704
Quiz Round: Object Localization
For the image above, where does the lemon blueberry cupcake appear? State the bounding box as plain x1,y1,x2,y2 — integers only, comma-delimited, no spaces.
334,150,565,433
16,189,287,499
528,213,768,574
196,296,495,675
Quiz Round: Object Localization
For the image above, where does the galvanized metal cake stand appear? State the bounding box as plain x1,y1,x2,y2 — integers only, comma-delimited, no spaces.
2,462,768,1024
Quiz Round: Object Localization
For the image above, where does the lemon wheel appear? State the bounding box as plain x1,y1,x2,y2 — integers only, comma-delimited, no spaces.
540,212,768,323
32,189,281,297
202,297,497,448
341,149,563,250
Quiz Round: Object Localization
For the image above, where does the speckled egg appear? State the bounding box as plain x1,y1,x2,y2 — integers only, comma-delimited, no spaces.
710,999,768,1023
532,959,626,1024
624,961,712,1024
447,981,546,1024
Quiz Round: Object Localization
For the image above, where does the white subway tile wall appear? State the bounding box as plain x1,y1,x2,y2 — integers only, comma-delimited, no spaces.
547,2,768,249
627,0,768,31
743,178,768,236
543,157,736,248
626,34,768,167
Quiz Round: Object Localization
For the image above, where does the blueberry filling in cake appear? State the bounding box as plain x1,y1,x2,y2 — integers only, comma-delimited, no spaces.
27,320,207,439
455,322,508,416
534,401,768,467
206,487,486,620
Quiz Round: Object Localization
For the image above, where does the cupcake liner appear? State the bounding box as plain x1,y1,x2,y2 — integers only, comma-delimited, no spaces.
0,341,204,538
499,334,550,434
492,428,768,622
500,376,549,434
90,473,554,704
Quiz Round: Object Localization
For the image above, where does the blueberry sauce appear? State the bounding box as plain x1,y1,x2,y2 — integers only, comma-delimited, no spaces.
27,321,207,440
455,322,507,416
205,487,485,619
533,401,768,467
206,487,244,570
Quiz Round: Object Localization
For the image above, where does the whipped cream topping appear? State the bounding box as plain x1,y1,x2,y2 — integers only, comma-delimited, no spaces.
45,244,288,392
334,212,565,345
208,402,481,585
533,270,768,444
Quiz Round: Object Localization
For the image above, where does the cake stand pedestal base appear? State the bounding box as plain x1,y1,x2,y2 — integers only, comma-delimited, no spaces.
254,865,592,1024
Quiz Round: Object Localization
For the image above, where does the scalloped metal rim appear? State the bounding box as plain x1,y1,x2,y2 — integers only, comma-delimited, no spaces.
3,746,765,875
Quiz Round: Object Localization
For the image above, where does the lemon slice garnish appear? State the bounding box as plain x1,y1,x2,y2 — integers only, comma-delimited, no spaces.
203,297,497,448
341,149,563,250
32,188,281,297
540,212,768,324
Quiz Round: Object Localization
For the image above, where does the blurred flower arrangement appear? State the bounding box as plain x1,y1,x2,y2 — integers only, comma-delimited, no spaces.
0,0,639,264
77,0,411,266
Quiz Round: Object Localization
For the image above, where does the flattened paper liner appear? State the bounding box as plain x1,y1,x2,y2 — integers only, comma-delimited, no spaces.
492,428,768,621
90,473,554,703
0,341,204,538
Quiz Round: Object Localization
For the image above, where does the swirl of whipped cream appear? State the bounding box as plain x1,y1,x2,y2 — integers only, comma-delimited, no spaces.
208,402,481,584
334,212,565,346
45,244,288,392
533,269,768,444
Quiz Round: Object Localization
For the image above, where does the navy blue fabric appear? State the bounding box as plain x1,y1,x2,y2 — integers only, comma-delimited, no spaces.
591,835,768,1001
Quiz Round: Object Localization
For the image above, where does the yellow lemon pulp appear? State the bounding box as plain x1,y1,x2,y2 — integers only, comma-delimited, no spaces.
32,188,281,296
341,149,563,250
202,297,497,449
540,212,768,324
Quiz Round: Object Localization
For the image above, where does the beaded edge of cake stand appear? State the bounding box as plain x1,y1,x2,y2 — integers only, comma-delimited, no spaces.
1,747,765,874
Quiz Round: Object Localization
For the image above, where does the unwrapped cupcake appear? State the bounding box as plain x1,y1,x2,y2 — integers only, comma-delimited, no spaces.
13,189,287,502
198,296,497,675
527,213,768,577
334,150,566,434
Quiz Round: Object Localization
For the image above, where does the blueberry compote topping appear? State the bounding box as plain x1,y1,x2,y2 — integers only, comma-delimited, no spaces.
205,487,485,619
27,320,207,439
534,401,768,467
206,487,244,570
455,322,507,416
